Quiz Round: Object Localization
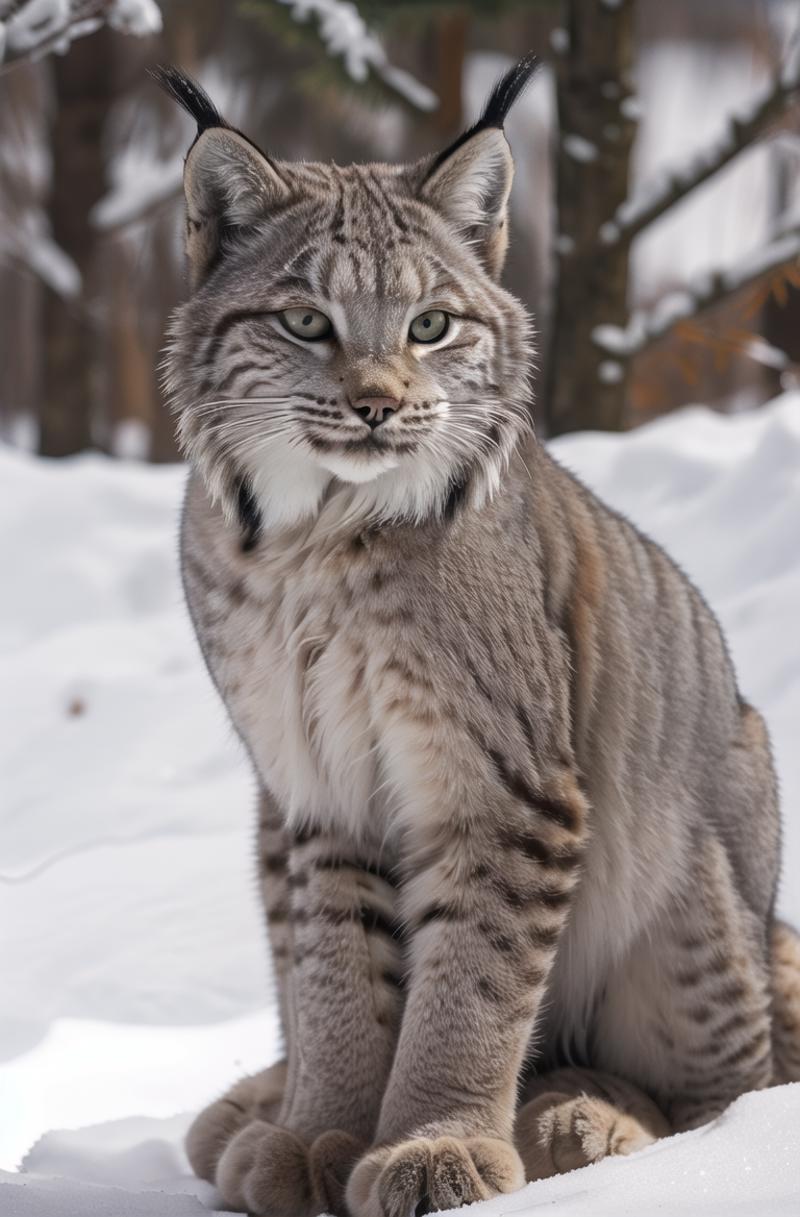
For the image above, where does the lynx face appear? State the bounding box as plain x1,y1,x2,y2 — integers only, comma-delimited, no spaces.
162,82,533,529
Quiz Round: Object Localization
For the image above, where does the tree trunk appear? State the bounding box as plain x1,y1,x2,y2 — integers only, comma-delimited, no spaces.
543,0,638,435
39,31,112,457
432,10,468,136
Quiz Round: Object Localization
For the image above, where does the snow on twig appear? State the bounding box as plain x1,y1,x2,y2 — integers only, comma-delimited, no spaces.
605,36,800,247
107,0,160,37
592,221,800,360
275,0,437,111
0,0,161,71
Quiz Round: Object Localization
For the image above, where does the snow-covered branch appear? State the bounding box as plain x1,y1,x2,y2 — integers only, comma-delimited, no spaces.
0,209,82,296
602,38,800,247
0,0,161,71
593,221,800,360
274,0,437,111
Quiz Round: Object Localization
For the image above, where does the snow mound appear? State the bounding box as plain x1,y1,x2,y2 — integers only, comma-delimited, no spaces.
4,1085,799,1215
0,1167,210,1217
1,392,799,1211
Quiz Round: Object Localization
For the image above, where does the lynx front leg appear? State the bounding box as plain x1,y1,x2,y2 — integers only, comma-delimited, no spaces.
216,825,405,1217
348,759,588,1217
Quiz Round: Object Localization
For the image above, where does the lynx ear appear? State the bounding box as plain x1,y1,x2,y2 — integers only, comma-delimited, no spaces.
151,66,289,286
421,128,514,276
420,52,539,278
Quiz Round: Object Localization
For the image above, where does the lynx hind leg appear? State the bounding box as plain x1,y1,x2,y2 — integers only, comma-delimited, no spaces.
515,1068,670,1181
771,920,800,1084
185,1060,287,1184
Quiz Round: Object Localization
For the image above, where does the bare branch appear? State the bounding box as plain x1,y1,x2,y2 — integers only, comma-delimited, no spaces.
593,221,800,361
602,39,800,247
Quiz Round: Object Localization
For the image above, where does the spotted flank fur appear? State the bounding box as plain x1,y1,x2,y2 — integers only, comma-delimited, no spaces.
156,56,799,1217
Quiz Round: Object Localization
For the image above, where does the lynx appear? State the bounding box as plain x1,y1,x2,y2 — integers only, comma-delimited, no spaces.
155,58,800,1217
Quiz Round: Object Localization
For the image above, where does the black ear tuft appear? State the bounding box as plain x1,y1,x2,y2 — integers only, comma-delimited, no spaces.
149,65,227,137
481,50,540,130
427,52,540,177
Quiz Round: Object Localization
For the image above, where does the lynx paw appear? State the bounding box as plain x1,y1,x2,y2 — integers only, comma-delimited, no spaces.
516,1092,662,1180
216,1120,363,1217
346,1135,525,1217
185,1060,287,1184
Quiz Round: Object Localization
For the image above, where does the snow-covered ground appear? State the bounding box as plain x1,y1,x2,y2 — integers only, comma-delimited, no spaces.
1,395,799,1213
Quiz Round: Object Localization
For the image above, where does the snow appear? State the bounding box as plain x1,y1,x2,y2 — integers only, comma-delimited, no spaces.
563,133,599,164
618,95,642,122
592,322,634,355
597,359,624,384
108,0,162,38
2,394,800,1212
3,1085,799,1216
744,336,790,372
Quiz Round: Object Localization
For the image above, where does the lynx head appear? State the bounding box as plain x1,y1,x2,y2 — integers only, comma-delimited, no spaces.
159,57,537,537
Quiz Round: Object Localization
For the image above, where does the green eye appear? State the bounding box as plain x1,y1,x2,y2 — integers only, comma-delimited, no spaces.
409,310,449,344
279,307,333,341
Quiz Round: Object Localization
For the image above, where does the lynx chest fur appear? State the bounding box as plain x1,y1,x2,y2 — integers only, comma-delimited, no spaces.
181,472,463,846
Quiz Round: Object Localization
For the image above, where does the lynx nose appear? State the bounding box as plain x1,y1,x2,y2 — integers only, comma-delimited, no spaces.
351,395,400,430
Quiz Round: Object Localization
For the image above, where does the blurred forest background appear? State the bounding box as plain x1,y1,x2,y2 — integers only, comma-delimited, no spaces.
1,0,799,462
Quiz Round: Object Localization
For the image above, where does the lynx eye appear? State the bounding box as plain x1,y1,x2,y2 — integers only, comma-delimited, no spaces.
279,308,333,341
409,310,449,344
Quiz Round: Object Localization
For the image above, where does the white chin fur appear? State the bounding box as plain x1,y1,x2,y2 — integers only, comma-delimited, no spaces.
238,429,472,531
245,436,331,528
316,450,400,484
